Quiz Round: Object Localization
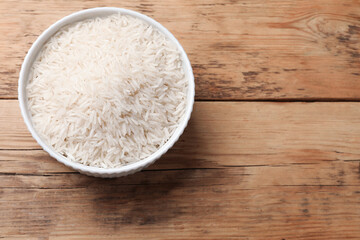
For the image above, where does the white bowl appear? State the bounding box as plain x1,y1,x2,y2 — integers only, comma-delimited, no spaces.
18,7,195,178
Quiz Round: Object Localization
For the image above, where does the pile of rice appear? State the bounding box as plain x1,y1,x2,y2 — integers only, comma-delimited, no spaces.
27,14,188,168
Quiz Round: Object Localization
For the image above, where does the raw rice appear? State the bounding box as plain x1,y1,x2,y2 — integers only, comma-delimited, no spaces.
27,14,188,168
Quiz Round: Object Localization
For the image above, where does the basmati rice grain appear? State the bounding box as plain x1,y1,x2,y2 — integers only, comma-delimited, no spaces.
27,14,188,168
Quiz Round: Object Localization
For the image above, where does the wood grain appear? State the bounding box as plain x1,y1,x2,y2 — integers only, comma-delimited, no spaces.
3,99,360,161
0,164,359,240
0,0,359,100
1,100,360,239
1,0,360,239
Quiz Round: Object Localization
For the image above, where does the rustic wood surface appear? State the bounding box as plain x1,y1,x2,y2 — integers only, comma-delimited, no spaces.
1,0,360,239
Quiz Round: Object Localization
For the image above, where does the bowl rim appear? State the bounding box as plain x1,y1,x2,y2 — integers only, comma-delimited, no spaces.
18,7,195,176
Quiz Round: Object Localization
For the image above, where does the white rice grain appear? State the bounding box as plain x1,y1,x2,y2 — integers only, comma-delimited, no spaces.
27,14,188,168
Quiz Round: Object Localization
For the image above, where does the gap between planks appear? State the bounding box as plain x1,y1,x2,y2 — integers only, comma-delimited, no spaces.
6,98,360,102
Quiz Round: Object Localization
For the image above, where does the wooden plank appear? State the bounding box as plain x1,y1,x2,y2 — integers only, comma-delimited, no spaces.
1,185,359,240
0,0,359,100
3,100,360,160
0,161,359,239
0,100,39,149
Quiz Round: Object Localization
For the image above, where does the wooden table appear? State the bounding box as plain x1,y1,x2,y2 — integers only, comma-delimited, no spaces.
1,0,360,239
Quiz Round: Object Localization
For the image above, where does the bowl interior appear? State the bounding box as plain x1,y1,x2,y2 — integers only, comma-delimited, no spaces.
18,7,194,175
